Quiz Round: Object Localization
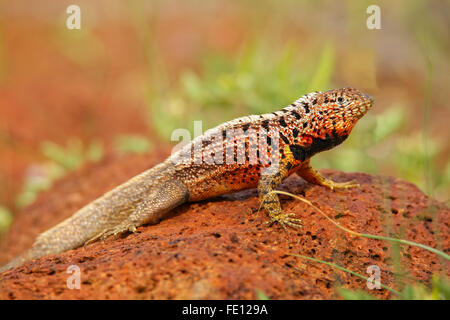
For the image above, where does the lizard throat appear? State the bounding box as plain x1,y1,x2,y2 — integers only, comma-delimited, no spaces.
289,134,348,162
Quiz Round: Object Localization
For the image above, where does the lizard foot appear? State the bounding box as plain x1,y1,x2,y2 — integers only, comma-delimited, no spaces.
85,223,137,246
102,223,137,240
322,179,360,190
265,212,302,231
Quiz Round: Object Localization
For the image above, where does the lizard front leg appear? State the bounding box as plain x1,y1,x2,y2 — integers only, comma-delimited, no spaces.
296,159,359,190
258,154,302,230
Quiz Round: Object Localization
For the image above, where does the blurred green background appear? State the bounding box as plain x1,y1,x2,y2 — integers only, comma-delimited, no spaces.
0,0,448,233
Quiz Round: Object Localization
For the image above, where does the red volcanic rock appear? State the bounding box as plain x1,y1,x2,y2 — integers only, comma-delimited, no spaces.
0,153,448,299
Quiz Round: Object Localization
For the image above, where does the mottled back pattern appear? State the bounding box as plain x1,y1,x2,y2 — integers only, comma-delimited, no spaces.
170,87,373,200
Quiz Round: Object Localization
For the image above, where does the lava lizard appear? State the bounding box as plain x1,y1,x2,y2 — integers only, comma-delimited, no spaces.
0,87,373,272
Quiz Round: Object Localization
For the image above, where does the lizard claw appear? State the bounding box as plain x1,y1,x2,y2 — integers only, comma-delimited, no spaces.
324,179,360,191
103,223,137,239
265,212,302,231
85,223,137,246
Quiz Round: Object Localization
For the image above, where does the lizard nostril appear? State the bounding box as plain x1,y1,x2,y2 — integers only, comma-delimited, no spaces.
363,93,374,104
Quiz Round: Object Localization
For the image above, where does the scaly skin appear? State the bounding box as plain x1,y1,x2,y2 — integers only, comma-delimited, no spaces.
0,87,373,272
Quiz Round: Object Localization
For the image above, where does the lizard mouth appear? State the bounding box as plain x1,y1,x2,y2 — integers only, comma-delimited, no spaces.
355,93,373,118
365,94,374,108
364,93,374,103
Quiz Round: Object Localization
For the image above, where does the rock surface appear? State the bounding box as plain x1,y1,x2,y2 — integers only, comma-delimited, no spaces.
0,152,448,299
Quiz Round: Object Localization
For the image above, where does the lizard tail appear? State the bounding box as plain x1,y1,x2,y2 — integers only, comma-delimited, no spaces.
0,249,33,273
0,164,188,273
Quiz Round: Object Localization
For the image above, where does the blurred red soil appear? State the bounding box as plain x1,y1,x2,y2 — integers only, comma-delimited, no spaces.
0,19,151,208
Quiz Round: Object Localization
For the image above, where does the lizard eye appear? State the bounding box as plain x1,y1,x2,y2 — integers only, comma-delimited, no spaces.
337,97,344,103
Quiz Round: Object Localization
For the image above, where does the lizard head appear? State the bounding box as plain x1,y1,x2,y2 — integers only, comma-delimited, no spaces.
288,87,373,158
306,87,373,141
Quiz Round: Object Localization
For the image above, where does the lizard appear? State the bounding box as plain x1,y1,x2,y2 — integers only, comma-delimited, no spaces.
0,87,373,272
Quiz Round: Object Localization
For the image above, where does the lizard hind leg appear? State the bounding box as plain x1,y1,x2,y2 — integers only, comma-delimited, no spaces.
86,180,189,244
